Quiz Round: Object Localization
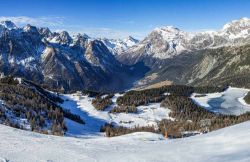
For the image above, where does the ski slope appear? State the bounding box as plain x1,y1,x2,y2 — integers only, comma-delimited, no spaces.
0,121,250,162
191,87,250,115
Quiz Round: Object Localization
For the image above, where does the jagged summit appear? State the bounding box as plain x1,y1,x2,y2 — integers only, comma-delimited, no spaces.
123,36,139,46
0,20,17,29
100,36,139,55
0,21,142,92
154,25,180,33
49,31,73,45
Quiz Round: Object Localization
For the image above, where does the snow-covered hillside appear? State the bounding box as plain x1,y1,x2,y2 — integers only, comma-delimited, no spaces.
1,86,250,161
60,92,172,137
0,119,250,162
191,87,250,115
59,87,250,137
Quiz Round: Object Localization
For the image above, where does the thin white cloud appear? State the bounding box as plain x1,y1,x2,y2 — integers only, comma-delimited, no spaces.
0,16,146,39
0,16,65,27
64,27,146,39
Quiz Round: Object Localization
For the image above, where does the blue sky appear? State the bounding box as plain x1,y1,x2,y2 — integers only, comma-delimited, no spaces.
0,0,249,39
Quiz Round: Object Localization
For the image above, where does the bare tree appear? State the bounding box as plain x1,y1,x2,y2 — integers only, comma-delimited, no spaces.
200,119,211,133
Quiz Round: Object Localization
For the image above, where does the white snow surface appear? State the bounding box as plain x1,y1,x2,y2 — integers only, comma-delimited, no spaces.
60,93,172,137
1,120,250,162
191,87,250,115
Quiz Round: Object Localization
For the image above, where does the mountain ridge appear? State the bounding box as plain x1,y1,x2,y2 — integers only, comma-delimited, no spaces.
119,17,250,61
1,18,250,91
0,21,147,92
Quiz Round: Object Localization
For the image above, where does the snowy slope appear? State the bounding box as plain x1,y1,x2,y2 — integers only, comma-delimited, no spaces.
191,87,250,115
1,120,250,162
60,87,250,137
60,92,172,137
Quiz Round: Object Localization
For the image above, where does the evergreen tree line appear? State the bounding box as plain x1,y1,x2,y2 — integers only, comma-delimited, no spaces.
116,85,227,107
0,77,84,135
109,105,137,114
92,94,113,111
100,123,158,137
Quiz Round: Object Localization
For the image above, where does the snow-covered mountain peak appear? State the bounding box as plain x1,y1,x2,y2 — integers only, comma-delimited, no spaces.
81,33,91,39
151,25,187,42
23,24,39,33
50,31,73,45
100,36,139,55
59,31,71,39
0,20,17,29
123,36,139,46
222,17,250,35
73,33,91,40
39,27,53,38
154,26,180,33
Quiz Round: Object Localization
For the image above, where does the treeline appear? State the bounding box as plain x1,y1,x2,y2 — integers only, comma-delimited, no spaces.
0,76,19,85
100,123,158,137
23,80,64,103
82,90,104,97
158,95,250,138
109,105,137,114
117,85,227,107
92,94,113,111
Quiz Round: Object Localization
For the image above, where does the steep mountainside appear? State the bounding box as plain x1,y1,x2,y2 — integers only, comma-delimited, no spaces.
0,21,146,92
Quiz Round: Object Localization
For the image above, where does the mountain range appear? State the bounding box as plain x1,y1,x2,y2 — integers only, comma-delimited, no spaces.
0,21,146,92
1,17,250,91
118,17,250,88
